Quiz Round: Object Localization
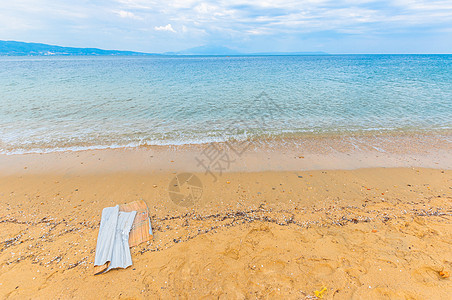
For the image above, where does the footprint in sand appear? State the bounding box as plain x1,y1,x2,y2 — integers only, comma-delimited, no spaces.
311,263,335,276
245,225,274,246
412,266,448,286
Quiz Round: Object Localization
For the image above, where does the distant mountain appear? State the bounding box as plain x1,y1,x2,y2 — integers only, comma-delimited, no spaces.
0,40,157,56
250,51,328,55
0,40,328,56
165,45,241,55
166,45,328,56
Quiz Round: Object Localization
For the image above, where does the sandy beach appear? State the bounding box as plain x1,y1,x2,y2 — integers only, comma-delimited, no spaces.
1,0,452,297
0,137,451,299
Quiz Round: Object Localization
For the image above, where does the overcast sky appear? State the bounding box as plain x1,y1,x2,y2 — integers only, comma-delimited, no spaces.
1,0,451,53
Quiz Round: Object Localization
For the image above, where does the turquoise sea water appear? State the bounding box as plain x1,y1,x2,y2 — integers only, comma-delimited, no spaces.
0,55,451,154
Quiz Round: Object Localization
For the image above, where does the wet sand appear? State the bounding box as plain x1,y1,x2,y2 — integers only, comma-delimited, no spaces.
0,137,451,299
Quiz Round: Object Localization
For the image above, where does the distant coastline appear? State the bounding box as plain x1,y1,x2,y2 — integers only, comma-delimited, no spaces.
0,40,328,56
0,40,157,56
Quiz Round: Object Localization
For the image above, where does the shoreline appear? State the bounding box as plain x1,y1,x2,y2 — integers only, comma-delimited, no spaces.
0,132,451,176
1,130,451,155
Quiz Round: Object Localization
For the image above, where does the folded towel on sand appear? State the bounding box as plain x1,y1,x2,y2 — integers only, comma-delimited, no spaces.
94,206,137,275
94,200,153,275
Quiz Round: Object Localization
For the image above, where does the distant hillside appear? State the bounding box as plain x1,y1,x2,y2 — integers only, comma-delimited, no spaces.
250,51,328,55
0,40,156,56
165,45,242,55
0,40,328,56
166,45,328,56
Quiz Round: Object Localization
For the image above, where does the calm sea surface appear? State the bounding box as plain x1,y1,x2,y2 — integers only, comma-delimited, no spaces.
0,55,451,154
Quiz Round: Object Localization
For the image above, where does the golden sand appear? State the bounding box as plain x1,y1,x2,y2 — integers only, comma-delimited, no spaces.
0,145,451,299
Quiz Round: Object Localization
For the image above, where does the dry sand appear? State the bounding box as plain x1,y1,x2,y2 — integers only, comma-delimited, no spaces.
0,141,451,299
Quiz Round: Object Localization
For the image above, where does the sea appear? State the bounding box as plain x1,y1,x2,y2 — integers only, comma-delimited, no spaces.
0,55,451,154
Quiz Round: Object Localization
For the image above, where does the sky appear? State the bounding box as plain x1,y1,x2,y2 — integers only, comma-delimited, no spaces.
0,0,451,54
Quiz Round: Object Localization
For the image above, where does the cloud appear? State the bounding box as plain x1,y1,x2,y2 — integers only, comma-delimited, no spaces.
115,10,141,20
154,24,176,33
0,0,451,53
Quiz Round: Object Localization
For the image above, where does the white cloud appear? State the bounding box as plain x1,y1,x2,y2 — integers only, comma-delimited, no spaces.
154,24,176,33
0,0,451,53
115,10,142,20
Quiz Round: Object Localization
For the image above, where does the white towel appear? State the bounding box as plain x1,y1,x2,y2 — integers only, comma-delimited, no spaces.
94,205,137,274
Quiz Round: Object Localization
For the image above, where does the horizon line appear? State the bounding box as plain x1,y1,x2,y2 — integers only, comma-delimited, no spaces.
1,40,451,56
